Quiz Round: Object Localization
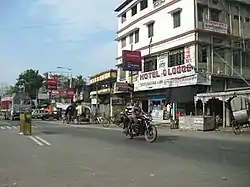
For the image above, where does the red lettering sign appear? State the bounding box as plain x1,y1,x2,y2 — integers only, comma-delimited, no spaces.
168,64,192,75
139,64,193,80
140,70,160,80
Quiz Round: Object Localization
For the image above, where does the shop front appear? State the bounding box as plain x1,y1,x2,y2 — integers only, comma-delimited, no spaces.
133,45,211,120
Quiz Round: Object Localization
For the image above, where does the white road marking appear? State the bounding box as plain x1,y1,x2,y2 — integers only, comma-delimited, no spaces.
35,136,51,146
6,126,11,129
28,136,44,146
1,126,5,129
33,126,37,128
13,126,17,129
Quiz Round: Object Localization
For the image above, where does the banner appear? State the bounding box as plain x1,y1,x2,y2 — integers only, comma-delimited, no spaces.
46,79,58,90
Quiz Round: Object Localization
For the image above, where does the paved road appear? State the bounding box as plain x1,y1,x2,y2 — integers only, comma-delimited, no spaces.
0,119,250,187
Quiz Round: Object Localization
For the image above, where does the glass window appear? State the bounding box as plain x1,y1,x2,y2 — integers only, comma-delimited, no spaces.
121,37,126,48
131,5,137,16
135,30,139,43
143,56,157,72
148,22,154,38
173,11,181,28
168,48,185,67
140,0,148,10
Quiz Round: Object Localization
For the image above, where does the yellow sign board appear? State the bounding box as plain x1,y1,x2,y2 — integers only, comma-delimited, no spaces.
90,72,116,84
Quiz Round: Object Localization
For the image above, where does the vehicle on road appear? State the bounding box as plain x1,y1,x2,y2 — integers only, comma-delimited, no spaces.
1,93,32,120
31,109,48,119
230,95,250,135
41,110,60,120
123,113,157,143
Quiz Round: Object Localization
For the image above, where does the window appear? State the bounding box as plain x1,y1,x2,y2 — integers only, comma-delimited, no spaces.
121,13,126,23
129,33,133,44
118,67,126,80
147,22,154,38
140,0,148,10
131,5,137,16
243,52,250,67
173,11,181,28
197,5,204,22
245,17,250,22
135,30,139,43
198,45,207,63
143,56,157,72
121,37,126,48
233,50,240,67
214,47,225,59
213,37,223,44
210,9,220,22
234,15,239,20
168,48,184,67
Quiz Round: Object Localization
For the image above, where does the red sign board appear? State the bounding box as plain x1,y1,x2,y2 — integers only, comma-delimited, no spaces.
122,50,142,71
66,88,75,99
46,79,58,90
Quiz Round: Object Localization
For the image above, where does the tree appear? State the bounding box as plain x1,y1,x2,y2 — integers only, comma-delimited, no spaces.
15,69,44,99
3,85,19,96
74,75,87,95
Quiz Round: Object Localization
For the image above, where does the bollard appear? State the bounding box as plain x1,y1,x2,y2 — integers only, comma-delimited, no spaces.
24,113,32,135
19,113,25,134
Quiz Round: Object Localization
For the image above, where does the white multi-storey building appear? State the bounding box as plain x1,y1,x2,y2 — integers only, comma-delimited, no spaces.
114,0,250,122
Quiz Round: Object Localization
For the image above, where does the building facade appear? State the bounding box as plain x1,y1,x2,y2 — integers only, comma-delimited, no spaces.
114,0,250,120
89,69,120,117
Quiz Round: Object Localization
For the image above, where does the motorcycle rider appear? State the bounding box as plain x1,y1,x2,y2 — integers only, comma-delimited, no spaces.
123,99,134,134
132,99,145,128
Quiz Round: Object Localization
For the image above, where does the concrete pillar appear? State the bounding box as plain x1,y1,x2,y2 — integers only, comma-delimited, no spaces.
109,97,113,117
202,100,205,116
223,99,226,128
172,103,177,120
226,107,230,127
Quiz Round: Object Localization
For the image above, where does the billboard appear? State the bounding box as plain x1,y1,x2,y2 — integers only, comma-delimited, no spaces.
66,88,75,99
122,50,142,71
46,79,58,90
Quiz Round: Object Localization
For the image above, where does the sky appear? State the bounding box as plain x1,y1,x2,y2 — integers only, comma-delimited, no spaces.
0,0,123,85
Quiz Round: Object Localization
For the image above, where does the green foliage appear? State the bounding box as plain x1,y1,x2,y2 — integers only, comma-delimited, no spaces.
15,69,44,99
74,75,87,94
3,85,19,96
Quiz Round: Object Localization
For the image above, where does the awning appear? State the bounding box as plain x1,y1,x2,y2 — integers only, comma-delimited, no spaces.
166,86,205,103
134,85,207,103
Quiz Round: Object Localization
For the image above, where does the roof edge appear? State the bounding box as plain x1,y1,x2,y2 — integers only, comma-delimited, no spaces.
114,0,134,12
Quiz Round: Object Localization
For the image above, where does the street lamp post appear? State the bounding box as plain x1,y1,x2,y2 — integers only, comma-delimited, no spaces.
57,66,72,88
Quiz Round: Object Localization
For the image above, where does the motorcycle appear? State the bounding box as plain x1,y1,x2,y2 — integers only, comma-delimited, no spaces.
125,113,157,143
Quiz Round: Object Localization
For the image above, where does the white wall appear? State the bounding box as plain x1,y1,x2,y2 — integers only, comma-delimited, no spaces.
115,0,195,83
116,0,195,58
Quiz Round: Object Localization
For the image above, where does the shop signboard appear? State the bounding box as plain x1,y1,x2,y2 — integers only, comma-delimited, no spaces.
157,53,167,69
111,97,125,105
122,50,142,71
46,78,58,90
134,73,211,91
115,82,134,92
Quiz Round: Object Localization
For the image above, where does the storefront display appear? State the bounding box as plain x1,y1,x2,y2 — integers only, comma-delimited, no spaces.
148,97,167,120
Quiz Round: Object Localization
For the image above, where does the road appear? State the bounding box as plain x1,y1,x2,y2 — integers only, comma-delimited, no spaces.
0,119,249,187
